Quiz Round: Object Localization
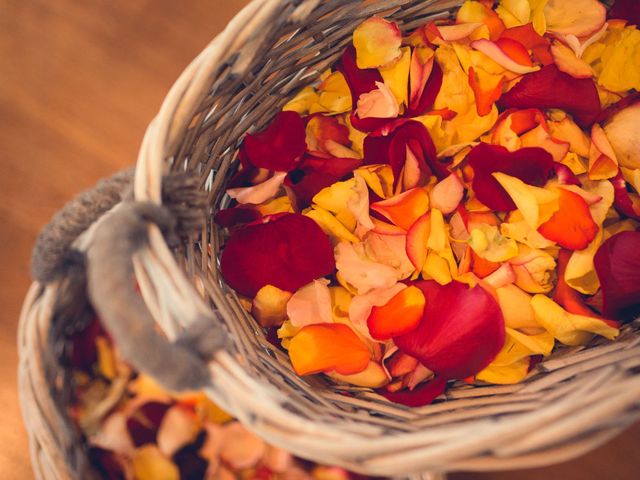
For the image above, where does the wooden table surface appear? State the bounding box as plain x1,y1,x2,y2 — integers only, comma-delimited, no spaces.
0,1,637,479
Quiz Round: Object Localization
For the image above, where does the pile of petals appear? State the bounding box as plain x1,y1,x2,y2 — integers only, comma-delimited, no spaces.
68,318,376,480
216,0,640,406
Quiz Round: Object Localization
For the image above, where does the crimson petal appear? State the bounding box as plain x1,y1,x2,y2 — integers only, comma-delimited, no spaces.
468,143,554,211
498,65,600,128
553,162,581,186
379,376,448,407
284,155,362,209
241,111,306,172
364,120,448,189
214,207,262,229
609,0,640,26
394,281,505,380
406,61,443,117
127,402,171,447
338,45,383,110
612,171,640,221
220,213,336,297
594,231,640,321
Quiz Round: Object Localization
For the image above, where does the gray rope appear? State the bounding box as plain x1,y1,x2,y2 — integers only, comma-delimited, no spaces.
31,168,134,284
85,201,227,392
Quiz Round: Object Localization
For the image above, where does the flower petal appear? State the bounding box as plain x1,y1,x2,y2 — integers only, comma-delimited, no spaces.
288,323,371,375
609,0,640,26
531,294,619,346
594,230,640,321
241,111,306,171
544,0,607,37
470,39,539,74
379,376,448,407
588,124,619,180
500,23,553,65
407,48,444,116
220,213,335,297
457,0,506,41
252,285,293,327
367,285,426,340
371,187,430,230
353,17,402,69
227,171,287,205
498,65,600,127
537,188,599,250
394,281,505,379
468,143,555,211
286,279,333,329
493,172,560,227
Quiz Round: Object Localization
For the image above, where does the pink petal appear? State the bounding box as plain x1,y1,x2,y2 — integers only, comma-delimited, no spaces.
394,281,505,379
498,65,600,128
470,39,539,75
407,54,444,116
430,173,465,214
284,156,362,209
379,376,448,407
468,143,554,211
594,231,640,321
220,213,335,297
338,45,383,110
226,171,287,205
241,111,307,171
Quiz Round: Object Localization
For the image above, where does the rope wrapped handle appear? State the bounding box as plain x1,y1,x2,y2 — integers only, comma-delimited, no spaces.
31,170,228,392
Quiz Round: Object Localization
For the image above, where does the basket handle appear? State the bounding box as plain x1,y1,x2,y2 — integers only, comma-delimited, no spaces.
85,200,228,392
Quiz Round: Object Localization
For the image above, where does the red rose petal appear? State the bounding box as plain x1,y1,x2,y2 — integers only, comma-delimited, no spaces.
612,171,640,221
364,120,448,189
406,58,443,117
127,402,171,447
241,111,307,172
553,163,581,186
284,155,362,209
379,376,448,407
498,65,600,127
594,91,640,124
220,213,335,297
609,0,640,26
500,23,553,65
468,143,554,211
338,45,383,110
305,114,351,156
594,231,640,321
214,207,262,229
394,281,505,380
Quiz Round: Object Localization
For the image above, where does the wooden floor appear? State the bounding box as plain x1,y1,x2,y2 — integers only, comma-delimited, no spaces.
0,1,637,478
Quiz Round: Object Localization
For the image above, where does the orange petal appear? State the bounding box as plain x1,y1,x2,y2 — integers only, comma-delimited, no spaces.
371,187,430,230
367,286,426,340
406,212,431,270
471,248,501,278
328,360,390,388
456,0,505,41
353,17,402,69
537,188,598,250
495,37,533,66
371,217,407,235
468,66,505,117
288,323,371,376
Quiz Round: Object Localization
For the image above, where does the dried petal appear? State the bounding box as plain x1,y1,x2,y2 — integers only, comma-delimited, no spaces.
220,214,335,297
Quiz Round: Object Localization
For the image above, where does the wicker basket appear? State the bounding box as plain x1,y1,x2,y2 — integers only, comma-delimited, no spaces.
19,0,640,479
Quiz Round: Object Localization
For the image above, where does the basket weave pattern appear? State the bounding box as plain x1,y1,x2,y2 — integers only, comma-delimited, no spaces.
19,0,640,478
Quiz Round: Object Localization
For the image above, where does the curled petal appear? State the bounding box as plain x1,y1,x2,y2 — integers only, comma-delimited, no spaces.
338,45,383,110
407,49,444,116
493,172,560,228
470,39,539,74
498,65,600,127
406,213,431,270
288,323,371,376
305,115,350,156
500,23,553,65
335,241,399,295
252,285,293,327
394,281,505,379
430,173,465,214
602,100,640,170
468,143,554,211
349,283,407,340
612,171,640,220
241,111,306,171
227,171,287,205
495,284,539,330
537,188,599,250
594,231,640,321
456,0,505,40
356,81,400,119
550,41,595,79
468,66,505,117
588,124,619,180
531,294,619,346
220,214,335,297
371,187,430,230
328,361,390,388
